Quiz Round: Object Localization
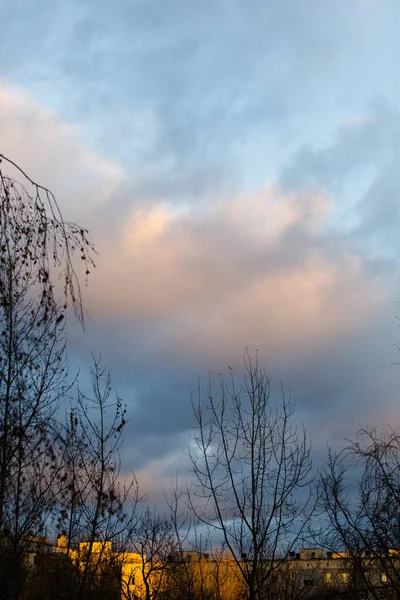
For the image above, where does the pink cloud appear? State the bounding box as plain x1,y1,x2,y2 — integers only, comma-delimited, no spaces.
86,184,384,366
0,83,122,218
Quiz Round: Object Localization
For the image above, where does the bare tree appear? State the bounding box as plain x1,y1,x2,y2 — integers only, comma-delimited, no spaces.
319,427,400,599
55,358,141,600
0,156,94,599
189,353,313,600
0,154,95,323
123,506,177,600
162,479,200,600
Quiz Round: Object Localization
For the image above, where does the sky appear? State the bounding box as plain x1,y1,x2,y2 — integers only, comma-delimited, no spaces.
1,0,400,500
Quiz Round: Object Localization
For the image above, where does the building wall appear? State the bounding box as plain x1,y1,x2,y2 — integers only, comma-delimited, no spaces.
24,538,398,600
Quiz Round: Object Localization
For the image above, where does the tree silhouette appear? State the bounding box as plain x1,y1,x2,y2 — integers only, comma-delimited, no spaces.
189,353,313,600
0,155,95,599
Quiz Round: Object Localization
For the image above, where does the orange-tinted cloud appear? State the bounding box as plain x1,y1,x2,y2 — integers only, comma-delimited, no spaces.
0,84,122,217
87,183,384,367
1,84,398,497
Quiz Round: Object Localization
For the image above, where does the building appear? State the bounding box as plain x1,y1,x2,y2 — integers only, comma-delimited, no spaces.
22,537,400,600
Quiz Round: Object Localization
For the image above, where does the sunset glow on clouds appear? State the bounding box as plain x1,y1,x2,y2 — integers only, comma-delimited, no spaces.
0,85,123,215
1,0,400,493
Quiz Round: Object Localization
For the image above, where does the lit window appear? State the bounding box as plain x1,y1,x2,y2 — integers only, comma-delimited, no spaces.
341,572,350,583
325,573,331,583
381,573,388,583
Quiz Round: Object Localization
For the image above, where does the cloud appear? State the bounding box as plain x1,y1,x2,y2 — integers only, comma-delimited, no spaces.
1,0,400,502
2,0,395,206
87,183,382,351
75,170,398,494
0,84,122,219
280,102,399,195
2,81,399,497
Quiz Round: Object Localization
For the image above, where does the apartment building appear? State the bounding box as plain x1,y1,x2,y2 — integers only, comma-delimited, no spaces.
22,537,400,600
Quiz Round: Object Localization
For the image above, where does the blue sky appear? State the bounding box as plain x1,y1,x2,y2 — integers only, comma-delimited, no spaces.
1,0,400,498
